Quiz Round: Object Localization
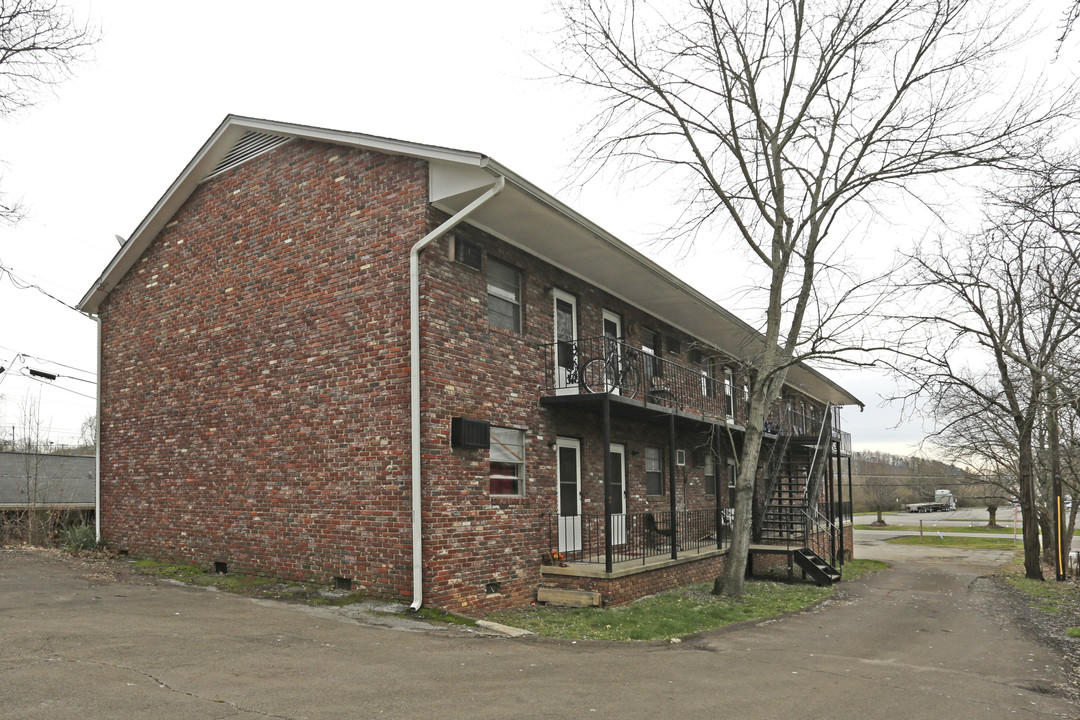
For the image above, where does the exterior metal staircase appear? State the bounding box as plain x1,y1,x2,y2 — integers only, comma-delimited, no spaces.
751,405,843,585
793,547,841,586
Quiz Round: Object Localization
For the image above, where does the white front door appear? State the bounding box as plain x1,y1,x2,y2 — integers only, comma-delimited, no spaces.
556,437,582,553
608,443,627,545
553,290,578,396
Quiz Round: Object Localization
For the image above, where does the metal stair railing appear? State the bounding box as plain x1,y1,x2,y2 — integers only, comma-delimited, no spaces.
802,404,835,516
801,504,842,567
757,427,792,539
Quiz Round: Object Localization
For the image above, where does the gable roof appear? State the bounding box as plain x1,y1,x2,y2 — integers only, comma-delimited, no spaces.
79,115,861,408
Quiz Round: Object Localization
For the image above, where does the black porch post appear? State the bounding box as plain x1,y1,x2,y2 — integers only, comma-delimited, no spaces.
603,392,613,574
835,421,845,567
712,426,722,550
668,412,678,560
826,426,836,563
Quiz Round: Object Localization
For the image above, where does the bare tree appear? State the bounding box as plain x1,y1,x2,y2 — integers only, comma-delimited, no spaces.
894,160,1080,579
553,0,1074,595
77,412,96,449
0,0,95,223
11,394,53,543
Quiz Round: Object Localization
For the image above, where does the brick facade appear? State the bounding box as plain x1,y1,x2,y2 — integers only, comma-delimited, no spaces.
93,130,854,613
99,140,425,600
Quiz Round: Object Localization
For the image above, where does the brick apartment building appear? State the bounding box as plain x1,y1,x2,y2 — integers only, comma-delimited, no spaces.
79,116,859,612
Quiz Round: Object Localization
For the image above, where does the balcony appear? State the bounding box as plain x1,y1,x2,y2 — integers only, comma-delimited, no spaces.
540,335,738,425
545,509,732,570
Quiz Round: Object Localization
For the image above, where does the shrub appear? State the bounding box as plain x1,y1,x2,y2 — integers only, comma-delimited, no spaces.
60,523,98,551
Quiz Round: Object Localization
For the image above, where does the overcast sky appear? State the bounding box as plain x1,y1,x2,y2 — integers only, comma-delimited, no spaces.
0,0,1072,454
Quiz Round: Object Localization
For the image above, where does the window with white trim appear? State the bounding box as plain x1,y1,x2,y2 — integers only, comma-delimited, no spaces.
724,367,734,418
703,452,716,495
642,328,662,378
645,446,663,495
487,258,521,332
489,427,525,495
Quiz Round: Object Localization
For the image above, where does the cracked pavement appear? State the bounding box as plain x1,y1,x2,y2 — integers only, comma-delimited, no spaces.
1,544,1075,719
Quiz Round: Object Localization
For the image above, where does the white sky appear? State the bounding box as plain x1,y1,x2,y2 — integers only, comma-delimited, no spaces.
0,0,1073,454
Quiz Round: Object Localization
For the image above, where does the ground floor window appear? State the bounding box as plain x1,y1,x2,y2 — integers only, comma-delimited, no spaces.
490,427,525,495
645,446,663,495
703,452,716,495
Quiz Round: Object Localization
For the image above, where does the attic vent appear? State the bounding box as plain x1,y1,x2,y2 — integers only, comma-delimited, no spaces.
207,130,290,179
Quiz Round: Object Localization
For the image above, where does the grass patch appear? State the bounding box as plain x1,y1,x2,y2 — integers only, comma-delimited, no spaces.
839,558,888,580
854,524,1018,534
885,535,1021,550
486,561,887,642
129,559,369,604
1002,573,1077,615
1066,627,1080,639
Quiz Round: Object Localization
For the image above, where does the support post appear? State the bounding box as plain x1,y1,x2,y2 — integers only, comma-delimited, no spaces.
668,412,678,561
602,393,613,574
835,424,846,567
713,428,722,550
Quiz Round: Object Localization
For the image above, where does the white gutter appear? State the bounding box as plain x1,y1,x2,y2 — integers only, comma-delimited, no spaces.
409,175,505,611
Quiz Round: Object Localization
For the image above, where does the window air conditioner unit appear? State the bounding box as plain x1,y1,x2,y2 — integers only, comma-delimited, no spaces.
451,417,490,449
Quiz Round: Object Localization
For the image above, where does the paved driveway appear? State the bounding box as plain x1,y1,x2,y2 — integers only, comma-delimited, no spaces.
1,545,1074,719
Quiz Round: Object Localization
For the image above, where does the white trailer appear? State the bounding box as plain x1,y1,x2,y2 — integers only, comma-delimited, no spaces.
904,489,957,513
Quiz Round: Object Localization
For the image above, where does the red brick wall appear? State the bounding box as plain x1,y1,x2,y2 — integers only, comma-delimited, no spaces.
97,135,843,613
414,218,757,611
542,553,729,606
98,139,426,599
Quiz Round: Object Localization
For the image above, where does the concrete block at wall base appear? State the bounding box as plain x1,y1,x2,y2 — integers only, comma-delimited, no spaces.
537,587,602,607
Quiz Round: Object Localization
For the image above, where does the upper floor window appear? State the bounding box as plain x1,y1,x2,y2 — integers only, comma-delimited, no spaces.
641,328,662,378
724,368,734,418
697,354,716,399
487,258,521,332
451,235,481,270
645,446,664,495
490,426,525,496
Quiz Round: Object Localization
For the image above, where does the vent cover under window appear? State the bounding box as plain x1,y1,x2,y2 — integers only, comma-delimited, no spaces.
207,130,290,179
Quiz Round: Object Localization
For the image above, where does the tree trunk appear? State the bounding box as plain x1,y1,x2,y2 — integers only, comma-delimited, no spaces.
715,364,787,597
1038,513,1054,564
987,506,997,527
1017,439,1044,580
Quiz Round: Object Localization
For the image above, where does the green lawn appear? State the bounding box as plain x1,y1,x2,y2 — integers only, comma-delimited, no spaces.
485,558,887,642
885,535,1022,550
854,524,1019,534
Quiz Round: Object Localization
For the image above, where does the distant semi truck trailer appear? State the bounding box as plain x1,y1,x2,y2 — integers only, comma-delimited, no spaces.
904,489,957,513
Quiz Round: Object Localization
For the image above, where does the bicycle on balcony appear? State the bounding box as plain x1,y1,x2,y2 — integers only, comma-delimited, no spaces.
580,340,641,398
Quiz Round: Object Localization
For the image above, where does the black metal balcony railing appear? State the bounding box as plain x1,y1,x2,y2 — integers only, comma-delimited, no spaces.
546,509,732,567
543,336,738,422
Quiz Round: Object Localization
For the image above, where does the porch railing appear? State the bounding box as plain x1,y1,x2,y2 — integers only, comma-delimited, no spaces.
541,336,738,422
546,509,732,567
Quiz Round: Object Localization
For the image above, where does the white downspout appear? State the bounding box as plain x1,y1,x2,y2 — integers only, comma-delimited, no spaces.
409,175,505,611
94,316,102,544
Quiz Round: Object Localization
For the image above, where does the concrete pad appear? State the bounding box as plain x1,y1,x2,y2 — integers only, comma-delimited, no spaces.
1,545,1074,719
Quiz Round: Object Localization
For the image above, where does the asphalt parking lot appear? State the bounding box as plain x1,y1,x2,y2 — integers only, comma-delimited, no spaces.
1,542,1075,720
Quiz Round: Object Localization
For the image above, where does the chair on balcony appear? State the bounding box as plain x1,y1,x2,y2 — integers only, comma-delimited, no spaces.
644,512,678,549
